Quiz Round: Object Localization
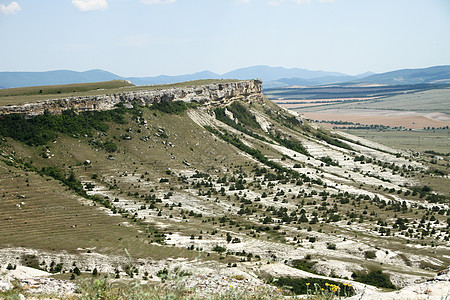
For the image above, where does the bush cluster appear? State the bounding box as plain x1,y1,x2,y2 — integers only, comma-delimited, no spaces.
0,107,126,146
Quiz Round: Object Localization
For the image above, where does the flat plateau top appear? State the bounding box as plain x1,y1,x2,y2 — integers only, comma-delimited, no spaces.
0,79,241,107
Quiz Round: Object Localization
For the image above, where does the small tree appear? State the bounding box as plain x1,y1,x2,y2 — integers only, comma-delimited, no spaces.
73,266,81,276
226,233,232,243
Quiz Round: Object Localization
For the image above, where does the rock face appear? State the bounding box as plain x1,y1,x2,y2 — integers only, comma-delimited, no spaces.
0,80,263,116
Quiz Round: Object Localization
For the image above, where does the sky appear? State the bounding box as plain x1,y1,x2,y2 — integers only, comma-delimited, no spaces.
0,0,449,77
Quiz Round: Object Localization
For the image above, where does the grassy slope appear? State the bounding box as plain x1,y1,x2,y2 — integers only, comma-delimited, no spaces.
0,106,245,260
0,154,215,261
0,96,448,293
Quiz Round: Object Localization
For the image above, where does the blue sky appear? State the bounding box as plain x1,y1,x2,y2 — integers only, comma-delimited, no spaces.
0,0,449,77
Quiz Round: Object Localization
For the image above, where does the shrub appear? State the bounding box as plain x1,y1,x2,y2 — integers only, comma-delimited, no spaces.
352,269,396,289
226,102,261,129
0,108,126,146
314,129,353,151
327,243,337,250
364,251,376,259
102,140,118,153
73,266,81,276
214,105,268,142
212,245,226,253
291,259,316,273
319,156,339,167
156,268,169,279
151,101,193,115
273,277,355,296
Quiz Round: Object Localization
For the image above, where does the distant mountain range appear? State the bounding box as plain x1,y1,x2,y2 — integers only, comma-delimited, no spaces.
352,65,450,85
1,65,449,89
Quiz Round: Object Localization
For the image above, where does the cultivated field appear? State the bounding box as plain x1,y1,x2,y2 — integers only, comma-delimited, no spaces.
305,110,450,129
270,86,450,127
268,85,450,154
342,129,450,155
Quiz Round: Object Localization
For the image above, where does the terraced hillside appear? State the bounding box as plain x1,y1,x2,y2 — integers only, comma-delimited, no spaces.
0,83,449,298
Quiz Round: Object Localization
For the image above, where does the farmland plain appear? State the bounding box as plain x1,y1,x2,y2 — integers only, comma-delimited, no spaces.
267,85,450,154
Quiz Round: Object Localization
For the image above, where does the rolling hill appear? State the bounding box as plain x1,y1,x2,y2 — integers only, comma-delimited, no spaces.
353,65,450,85
0,69,121,89
0,66,349,89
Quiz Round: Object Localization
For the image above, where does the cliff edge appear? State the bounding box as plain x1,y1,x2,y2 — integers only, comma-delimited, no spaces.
0,80,263,116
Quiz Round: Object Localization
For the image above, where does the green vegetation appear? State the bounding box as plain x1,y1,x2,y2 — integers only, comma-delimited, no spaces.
425,150,450,157
352,270,396,289
214,104,269,142
291,258,317,273
102,139,118,153
273,277,355,296
226,101,261,129
319,156,339,167
150,100,197,115
40,167,86,197
37,166,117,211
0,107,126,146
270,131,309,156
314,129,353,151
0,278,284,299
204,126,299,177
364,251,377,259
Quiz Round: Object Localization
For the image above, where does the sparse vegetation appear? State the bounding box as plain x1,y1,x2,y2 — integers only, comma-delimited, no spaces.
0,81,448,299
273,277,355,296
352,270,396,289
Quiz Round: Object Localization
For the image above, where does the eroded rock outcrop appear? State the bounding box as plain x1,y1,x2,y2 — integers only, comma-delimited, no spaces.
0,80,263,116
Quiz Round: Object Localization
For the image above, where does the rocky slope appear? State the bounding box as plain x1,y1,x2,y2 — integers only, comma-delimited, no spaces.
0,80,448,299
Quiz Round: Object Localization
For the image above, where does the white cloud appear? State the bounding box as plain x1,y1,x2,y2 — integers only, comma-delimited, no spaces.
141,0,175,4
72,0,108,12
236,0,251,3
0,1,21,15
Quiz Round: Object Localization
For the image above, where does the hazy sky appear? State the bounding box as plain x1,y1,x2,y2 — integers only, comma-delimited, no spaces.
1,0,449,77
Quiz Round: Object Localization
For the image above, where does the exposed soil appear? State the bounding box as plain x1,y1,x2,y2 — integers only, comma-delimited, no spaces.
301,111,450,129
